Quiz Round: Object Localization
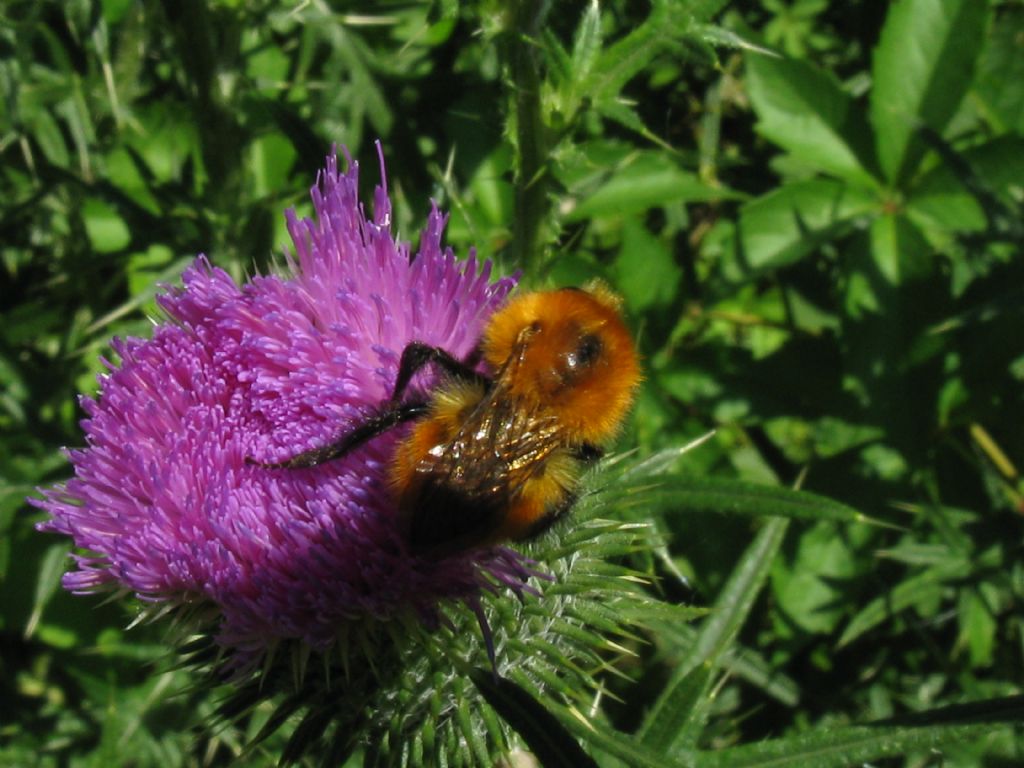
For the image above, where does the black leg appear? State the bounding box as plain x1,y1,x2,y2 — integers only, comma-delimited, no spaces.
389,342,488,403
252,341,485,470
573,443,604,463
250,402,429,469
521,491,579,541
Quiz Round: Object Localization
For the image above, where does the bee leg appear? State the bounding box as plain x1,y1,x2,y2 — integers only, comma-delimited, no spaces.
250,402,429,469
521,492,580,541
573,443,604,463
389,342,488,403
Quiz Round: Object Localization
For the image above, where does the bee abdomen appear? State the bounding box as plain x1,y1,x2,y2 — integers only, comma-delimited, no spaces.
406,480,507,556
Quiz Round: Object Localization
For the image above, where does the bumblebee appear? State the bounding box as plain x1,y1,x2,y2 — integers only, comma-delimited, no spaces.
257,282,640,556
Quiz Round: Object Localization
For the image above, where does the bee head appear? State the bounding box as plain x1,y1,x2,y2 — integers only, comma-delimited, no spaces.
483,282,641,444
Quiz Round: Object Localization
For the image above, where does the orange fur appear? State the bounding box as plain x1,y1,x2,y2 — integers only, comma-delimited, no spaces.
481,281,641,444
390,379,482,514
391,282,641,554
262,282,639,555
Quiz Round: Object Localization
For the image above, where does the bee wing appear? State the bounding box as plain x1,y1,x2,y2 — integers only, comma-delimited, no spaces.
405,368,563,554
449,391,561,492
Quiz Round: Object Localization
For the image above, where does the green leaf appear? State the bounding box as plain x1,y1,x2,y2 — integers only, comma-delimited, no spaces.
82,197,132,253
642,662,714,754
582,0,726,106
868,211,932,287
870,0,990,185
810,417,884,458
838,558,971,647
746,53,877,186
623,476,872,525
844,213,933,325
611,599,710,627
583,0,673,102
907,135,1024,236
958,587,997,667
638,517,789,753
612,218,681,311
470,669,599,768
771,521,859,635
30,107,72,167
731,179,876,277
569,0,602,87
698,24,777,56
567,153,729,221
974,6,1024,134
592,98,674,149
694,719,1017,767
24,542,70,640
653,621,800,707
248,133,298,198
544,697,694,768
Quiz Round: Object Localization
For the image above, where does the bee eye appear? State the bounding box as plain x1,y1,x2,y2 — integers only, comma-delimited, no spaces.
567,333,602,371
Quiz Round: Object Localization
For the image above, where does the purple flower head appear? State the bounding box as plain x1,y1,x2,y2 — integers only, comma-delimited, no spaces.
33,145,530,659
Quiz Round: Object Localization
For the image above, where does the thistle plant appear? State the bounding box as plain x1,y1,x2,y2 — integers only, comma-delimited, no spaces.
31,146,670,765
11,0,1024,765
34,148,524,661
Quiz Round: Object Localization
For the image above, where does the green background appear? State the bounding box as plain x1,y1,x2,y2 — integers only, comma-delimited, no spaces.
2,0,1023,765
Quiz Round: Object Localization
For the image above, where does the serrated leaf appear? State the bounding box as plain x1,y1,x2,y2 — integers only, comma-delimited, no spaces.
570,0,602,85
838,558,972,647
639,517,789,753
869,212,932,286
613,217,681,311
583,0,672,101
653,617,800,707
870,0,990,185
746,53,877,186
974,6,1024,134
567,153,730,221
583,0,724,106
280,702,340,766
689,519,790,660
907,135,1024,238
24,542,69,640
771,520,859,634
612,600,709,627
614,434,717,481
643,662,714,754
694,717,1018,767
731,178,875,277
470,669,599,768
545,697,695,768
592,98,673,149
620,476,872,525
698,24,778,56
542,27,573,88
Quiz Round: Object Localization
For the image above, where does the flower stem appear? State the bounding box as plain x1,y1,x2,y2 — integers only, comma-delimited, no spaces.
507,0,551,276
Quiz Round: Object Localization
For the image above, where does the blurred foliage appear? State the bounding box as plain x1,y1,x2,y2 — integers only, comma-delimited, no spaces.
2,0,1023,765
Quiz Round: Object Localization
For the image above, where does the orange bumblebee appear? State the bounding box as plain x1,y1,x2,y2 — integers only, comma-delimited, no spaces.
258,282,640,556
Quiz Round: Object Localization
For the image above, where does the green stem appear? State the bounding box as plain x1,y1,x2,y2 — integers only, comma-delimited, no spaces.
508,0,551,276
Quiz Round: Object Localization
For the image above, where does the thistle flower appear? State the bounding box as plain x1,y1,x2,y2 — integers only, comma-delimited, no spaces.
32,146,530,663
31,146,664,765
